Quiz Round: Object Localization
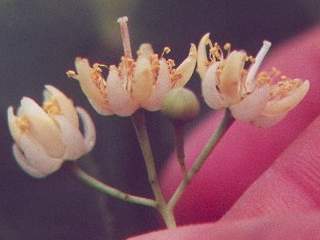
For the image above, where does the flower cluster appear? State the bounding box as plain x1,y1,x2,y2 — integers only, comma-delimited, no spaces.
7,17,310,180
7,86,95,177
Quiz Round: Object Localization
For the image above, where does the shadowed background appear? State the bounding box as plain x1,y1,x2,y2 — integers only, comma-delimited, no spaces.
0,0,319,239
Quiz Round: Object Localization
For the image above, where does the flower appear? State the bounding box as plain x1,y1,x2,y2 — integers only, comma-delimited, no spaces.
7,85,96,178
67,44,197,116
197,33,310,127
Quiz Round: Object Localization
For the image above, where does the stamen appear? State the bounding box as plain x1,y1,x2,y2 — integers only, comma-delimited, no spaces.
209,41,231,62
117,16,133,58
223,43,231,55
90,66,108,98
66,70,77,78
214,43,224,59
161,46,171,58
256,71,272,87
93,63,109,70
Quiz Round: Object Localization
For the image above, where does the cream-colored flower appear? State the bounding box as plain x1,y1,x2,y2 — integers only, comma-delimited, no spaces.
198,33,310,127
7,85,96,178
67,44,197,116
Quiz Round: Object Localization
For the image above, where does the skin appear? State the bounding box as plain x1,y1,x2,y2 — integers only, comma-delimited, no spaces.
128,26,320,239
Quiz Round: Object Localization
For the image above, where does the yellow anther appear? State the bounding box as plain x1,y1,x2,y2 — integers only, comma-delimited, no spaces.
43,99,61,115
92,63,104,73
94,63,109,70
16,116,30,132
256,71,272,87
66,70,76,78
223,43,231,55
161,46,171,58
223,43,231,50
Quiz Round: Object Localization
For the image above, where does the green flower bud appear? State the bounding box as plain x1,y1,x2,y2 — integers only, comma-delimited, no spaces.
161,88,200,122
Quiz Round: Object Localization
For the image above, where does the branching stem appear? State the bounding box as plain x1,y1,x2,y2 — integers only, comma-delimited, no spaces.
71,163,157,208
168,110,234,210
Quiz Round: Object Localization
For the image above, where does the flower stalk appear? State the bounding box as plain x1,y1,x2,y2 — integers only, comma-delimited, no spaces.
174,123,186,173
71,162,158,208
168,109,235,210
131,111,176,228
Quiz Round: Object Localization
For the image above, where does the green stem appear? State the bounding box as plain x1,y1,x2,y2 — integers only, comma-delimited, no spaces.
71,163,157,208
174,123,186,173
168,110,234,210
131,111,176,228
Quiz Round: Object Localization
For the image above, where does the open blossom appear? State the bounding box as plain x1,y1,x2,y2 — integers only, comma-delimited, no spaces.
197,33,310,127
67,44,197,116
7,85,96,178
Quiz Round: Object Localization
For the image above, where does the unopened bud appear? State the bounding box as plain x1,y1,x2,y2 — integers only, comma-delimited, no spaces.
161,88,200,122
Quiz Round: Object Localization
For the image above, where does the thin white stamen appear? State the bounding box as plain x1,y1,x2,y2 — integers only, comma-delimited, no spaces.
246,40,272,92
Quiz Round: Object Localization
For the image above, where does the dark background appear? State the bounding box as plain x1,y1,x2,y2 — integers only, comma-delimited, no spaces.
0,0,319,239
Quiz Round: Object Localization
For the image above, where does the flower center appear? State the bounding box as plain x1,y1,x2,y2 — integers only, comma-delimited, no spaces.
43,99,61,115
257,68,304,100
118,57,135,92
270,78,303,100
16,116,30,132
150,53,160,82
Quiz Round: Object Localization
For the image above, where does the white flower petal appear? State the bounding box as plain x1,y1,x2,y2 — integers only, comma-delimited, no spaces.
137,43,154,58
132,57,154,103
106,66,138,116
219,51,245,104
53,115,87,160
230,86,270,122
7,106,21,142
74,57,113,116
44,85,79,129
76,107,96,152
142,59,171,111
17,97,65,158
246,41,272,92
202,63,226,110
13,135,63,178
263,80,310,115
174,43,197,87
13,144,47,178
197,33,211,80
